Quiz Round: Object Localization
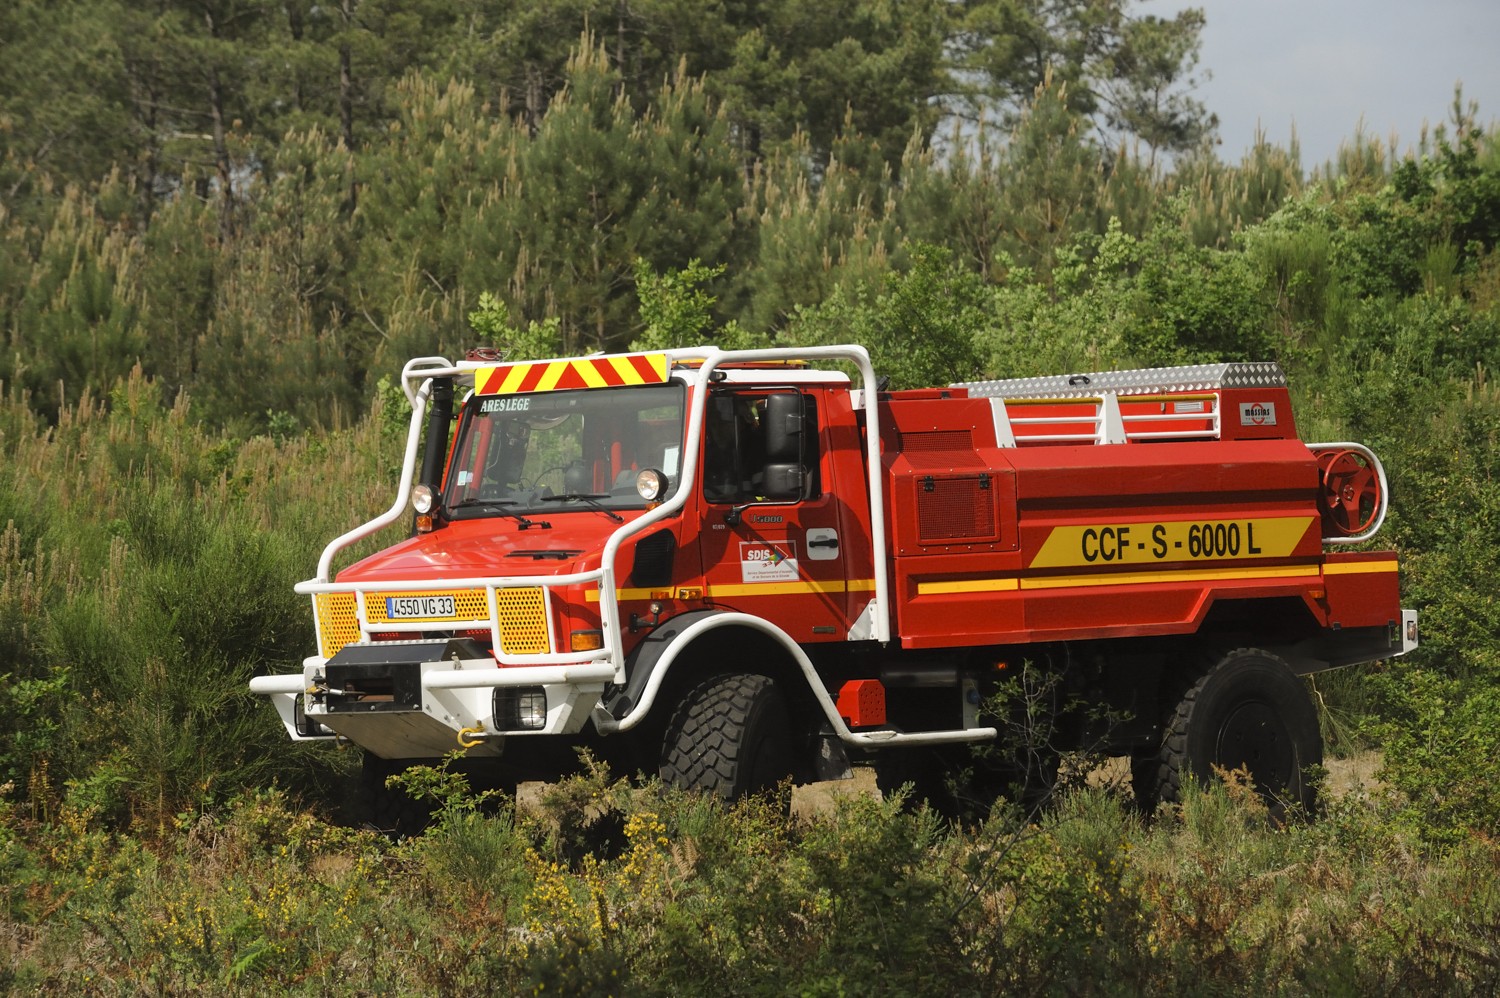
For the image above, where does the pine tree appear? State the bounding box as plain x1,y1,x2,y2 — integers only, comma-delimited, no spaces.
2,175,145,419
0,0,138,215
900,118,1010,281
349,72,516,363
735,122,904,335
996,71,1103,280
953,0,1216,158
503,39,741,353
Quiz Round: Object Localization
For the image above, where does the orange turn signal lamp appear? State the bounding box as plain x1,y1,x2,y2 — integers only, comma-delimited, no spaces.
570,629,604,652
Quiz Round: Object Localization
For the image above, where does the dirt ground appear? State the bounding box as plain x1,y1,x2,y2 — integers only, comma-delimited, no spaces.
1320,749,1384,799
515,750,1385,820
783,750,1386,820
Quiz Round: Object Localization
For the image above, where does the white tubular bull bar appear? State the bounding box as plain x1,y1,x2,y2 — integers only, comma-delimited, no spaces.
283,345,892,698
247,662,619,697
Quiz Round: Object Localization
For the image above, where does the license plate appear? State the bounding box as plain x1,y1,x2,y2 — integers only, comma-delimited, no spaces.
384,595,457,619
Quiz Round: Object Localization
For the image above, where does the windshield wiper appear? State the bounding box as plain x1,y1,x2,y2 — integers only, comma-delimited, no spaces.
450,498,517,510
449,498,551,530
538,493,625,523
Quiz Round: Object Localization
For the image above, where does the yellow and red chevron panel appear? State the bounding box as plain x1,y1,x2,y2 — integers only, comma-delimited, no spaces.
474,353,669,396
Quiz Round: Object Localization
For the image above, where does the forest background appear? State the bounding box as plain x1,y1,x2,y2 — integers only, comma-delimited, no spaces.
3,0,1500,991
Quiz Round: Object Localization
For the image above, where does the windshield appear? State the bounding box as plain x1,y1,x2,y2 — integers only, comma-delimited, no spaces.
444,383,686,519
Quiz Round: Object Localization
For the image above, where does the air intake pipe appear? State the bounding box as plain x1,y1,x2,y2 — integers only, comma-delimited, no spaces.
414,376,454,532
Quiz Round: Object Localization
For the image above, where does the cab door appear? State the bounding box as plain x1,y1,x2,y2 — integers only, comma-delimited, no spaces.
696,387,855,641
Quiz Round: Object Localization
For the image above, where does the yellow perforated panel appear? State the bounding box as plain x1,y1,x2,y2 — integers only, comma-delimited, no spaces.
314,593,359,659
365,589,489,625
496,587,549,655
313,587,551,659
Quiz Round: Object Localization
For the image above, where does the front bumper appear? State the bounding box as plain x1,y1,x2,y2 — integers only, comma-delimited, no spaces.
248,639,613,758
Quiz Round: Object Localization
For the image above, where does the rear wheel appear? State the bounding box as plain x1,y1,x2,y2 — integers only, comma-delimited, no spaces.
659,673,796,799
1145,647,1321,820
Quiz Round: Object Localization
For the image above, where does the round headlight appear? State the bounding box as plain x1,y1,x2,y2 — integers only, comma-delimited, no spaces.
412,484,435,514
635,468,666,502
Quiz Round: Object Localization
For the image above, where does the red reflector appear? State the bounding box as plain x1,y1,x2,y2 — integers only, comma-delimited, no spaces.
836,679,886,728
373,632,400,641
461,629,491,641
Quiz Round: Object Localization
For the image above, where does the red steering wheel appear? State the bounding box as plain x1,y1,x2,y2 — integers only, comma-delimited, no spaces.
1316,449,1381,536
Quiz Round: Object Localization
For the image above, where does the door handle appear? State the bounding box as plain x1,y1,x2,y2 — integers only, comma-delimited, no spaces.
808,537,839,549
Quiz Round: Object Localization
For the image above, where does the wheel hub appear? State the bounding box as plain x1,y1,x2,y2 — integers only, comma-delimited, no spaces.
1214,699,1296,789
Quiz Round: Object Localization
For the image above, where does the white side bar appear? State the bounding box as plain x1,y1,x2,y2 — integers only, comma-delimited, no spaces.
592,613,995,748
400,356,457,406
250,660,620,693
984,392,1223,445
1099,394,1127,444
422,662,617,690
988,398,1017,447
249,674,307,695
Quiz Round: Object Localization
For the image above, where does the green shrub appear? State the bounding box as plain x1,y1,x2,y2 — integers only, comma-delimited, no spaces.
5,774,1500,993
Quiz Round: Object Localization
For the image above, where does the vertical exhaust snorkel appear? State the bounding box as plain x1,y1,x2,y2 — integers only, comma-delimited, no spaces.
414,376,454,533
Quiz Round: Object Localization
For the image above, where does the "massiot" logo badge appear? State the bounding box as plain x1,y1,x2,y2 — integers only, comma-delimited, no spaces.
1239,401,1277,426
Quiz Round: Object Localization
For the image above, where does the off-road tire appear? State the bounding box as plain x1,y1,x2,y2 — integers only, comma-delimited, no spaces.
1147,647,1321,820
659,673,795,799
360,754,437,838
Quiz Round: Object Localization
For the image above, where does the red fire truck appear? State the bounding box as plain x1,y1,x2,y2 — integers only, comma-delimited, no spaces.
250,344,1416,821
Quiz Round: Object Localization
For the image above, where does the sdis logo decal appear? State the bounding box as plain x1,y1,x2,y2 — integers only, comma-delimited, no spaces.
739,540,799,583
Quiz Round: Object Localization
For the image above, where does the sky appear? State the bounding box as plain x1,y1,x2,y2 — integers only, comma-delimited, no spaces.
1152,0,1500,168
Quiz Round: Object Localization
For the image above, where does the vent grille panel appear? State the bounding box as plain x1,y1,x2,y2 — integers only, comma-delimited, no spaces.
313,587,552,658
495,587,550,654
918,477,998,543
904,429,973,452
365,589,490,624
315,593,360,659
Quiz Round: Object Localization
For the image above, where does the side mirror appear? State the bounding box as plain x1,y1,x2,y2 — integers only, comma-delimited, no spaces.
761,393,809,500
763,393,804,463
762,463,805,501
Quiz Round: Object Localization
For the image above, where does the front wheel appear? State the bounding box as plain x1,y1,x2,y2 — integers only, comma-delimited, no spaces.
659,673,796,799
1145,647,1322,820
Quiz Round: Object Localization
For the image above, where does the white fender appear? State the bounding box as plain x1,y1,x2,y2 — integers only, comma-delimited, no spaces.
592,612,997,749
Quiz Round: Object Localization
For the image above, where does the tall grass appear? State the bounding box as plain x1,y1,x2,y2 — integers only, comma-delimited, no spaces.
0,369,406,827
